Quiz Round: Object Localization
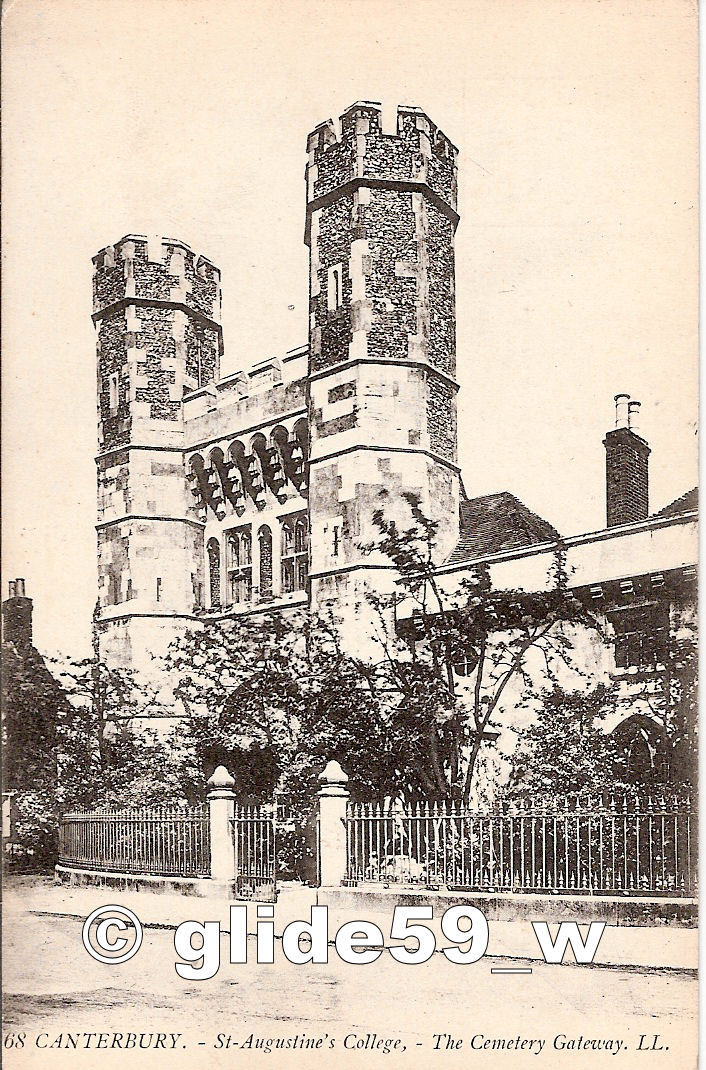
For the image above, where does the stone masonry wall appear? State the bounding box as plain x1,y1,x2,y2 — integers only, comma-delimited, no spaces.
97,310,130,451
366,189,417,363
305,102,462,613
427,202,456,378
306,103,458,384
134,307,179,421
426,374,457,463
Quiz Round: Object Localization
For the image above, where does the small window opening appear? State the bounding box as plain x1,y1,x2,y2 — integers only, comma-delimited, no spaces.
327,264,344,311
108,372,120,413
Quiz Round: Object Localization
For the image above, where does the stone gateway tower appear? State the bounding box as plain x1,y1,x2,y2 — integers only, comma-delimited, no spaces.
305,102,461,631
85,102,698,792
91,103,461,666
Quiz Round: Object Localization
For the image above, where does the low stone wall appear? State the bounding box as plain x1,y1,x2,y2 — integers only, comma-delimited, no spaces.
319,885,698,928
54,864,229,899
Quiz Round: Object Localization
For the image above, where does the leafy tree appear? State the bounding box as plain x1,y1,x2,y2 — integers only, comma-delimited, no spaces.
503,684,628,798
664,628,698,788
2,640,62,868
365,493,602,804
163,611,403,877
164,610,400,799
50,650,174,810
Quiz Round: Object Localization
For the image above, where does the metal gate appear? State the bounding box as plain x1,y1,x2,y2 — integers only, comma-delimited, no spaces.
230,804,277,902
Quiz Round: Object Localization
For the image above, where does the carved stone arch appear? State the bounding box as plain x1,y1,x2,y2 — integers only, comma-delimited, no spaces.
229,437,249,487
199,446,225,519
284,417,309,492
247,433,268,508
265,425,289,499
214,440,243,515
293,417,309,455
208,447,229,519
250,431,267,454
270,424,290,451
229,438,246,460
187,453,207,515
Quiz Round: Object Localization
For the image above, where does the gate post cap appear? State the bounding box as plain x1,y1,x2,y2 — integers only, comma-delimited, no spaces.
319,759,348,784
207,765,236,791
318,759,350,797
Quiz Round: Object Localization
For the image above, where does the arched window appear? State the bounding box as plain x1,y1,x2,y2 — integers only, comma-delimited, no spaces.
281,522,294,556
225,525,252,607
227,534,239,569
612,715,667,784
207,538,221,608
280,513,308,595
295,518,308,554
453,654,475,678
240,531,252,567
259,526,273,599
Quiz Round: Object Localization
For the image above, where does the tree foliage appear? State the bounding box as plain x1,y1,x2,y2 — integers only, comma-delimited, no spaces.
2,641,62,868
365,493,602,802
503,684,628,798
164,611,398,802
163,611,404,877
49,636,172,809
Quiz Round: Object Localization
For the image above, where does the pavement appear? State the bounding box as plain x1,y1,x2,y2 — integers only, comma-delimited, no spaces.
7,875,699,971
2,877,698,1070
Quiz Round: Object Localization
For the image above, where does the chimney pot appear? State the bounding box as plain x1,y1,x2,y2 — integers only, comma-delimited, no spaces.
614,392,630,429
2,579,32,647
628,399,642,436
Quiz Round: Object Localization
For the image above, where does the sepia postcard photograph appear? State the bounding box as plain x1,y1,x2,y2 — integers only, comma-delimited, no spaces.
1,1,699,1067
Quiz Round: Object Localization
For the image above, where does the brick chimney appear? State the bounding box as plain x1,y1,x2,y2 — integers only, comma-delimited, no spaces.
603,394,650,527
2,579,33,649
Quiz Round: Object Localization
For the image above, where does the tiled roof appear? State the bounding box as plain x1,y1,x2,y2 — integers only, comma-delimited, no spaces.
652,487,698,518
445,492,561,566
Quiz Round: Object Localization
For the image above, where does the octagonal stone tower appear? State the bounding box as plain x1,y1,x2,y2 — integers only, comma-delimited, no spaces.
93,235,222,666
305,102,461,636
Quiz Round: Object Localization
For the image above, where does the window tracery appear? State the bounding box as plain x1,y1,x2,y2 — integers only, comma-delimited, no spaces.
226,526,253,605
281,513,308,594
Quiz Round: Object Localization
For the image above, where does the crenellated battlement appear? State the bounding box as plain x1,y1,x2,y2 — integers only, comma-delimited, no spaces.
92,234,222,326
305,102,458,214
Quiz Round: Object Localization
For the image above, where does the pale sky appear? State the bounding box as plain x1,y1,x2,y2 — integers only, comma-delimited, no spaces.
2,0,698,656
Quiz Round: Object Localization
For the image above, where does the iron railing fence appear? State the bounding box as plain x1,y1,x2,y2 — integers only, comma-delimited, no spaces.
58,805,210,878
345,795,695,897
230,804,277,901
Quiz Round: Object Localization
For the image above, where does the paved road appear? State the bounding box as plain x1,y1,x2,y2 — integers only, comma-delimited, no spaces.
2,893,697,1070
